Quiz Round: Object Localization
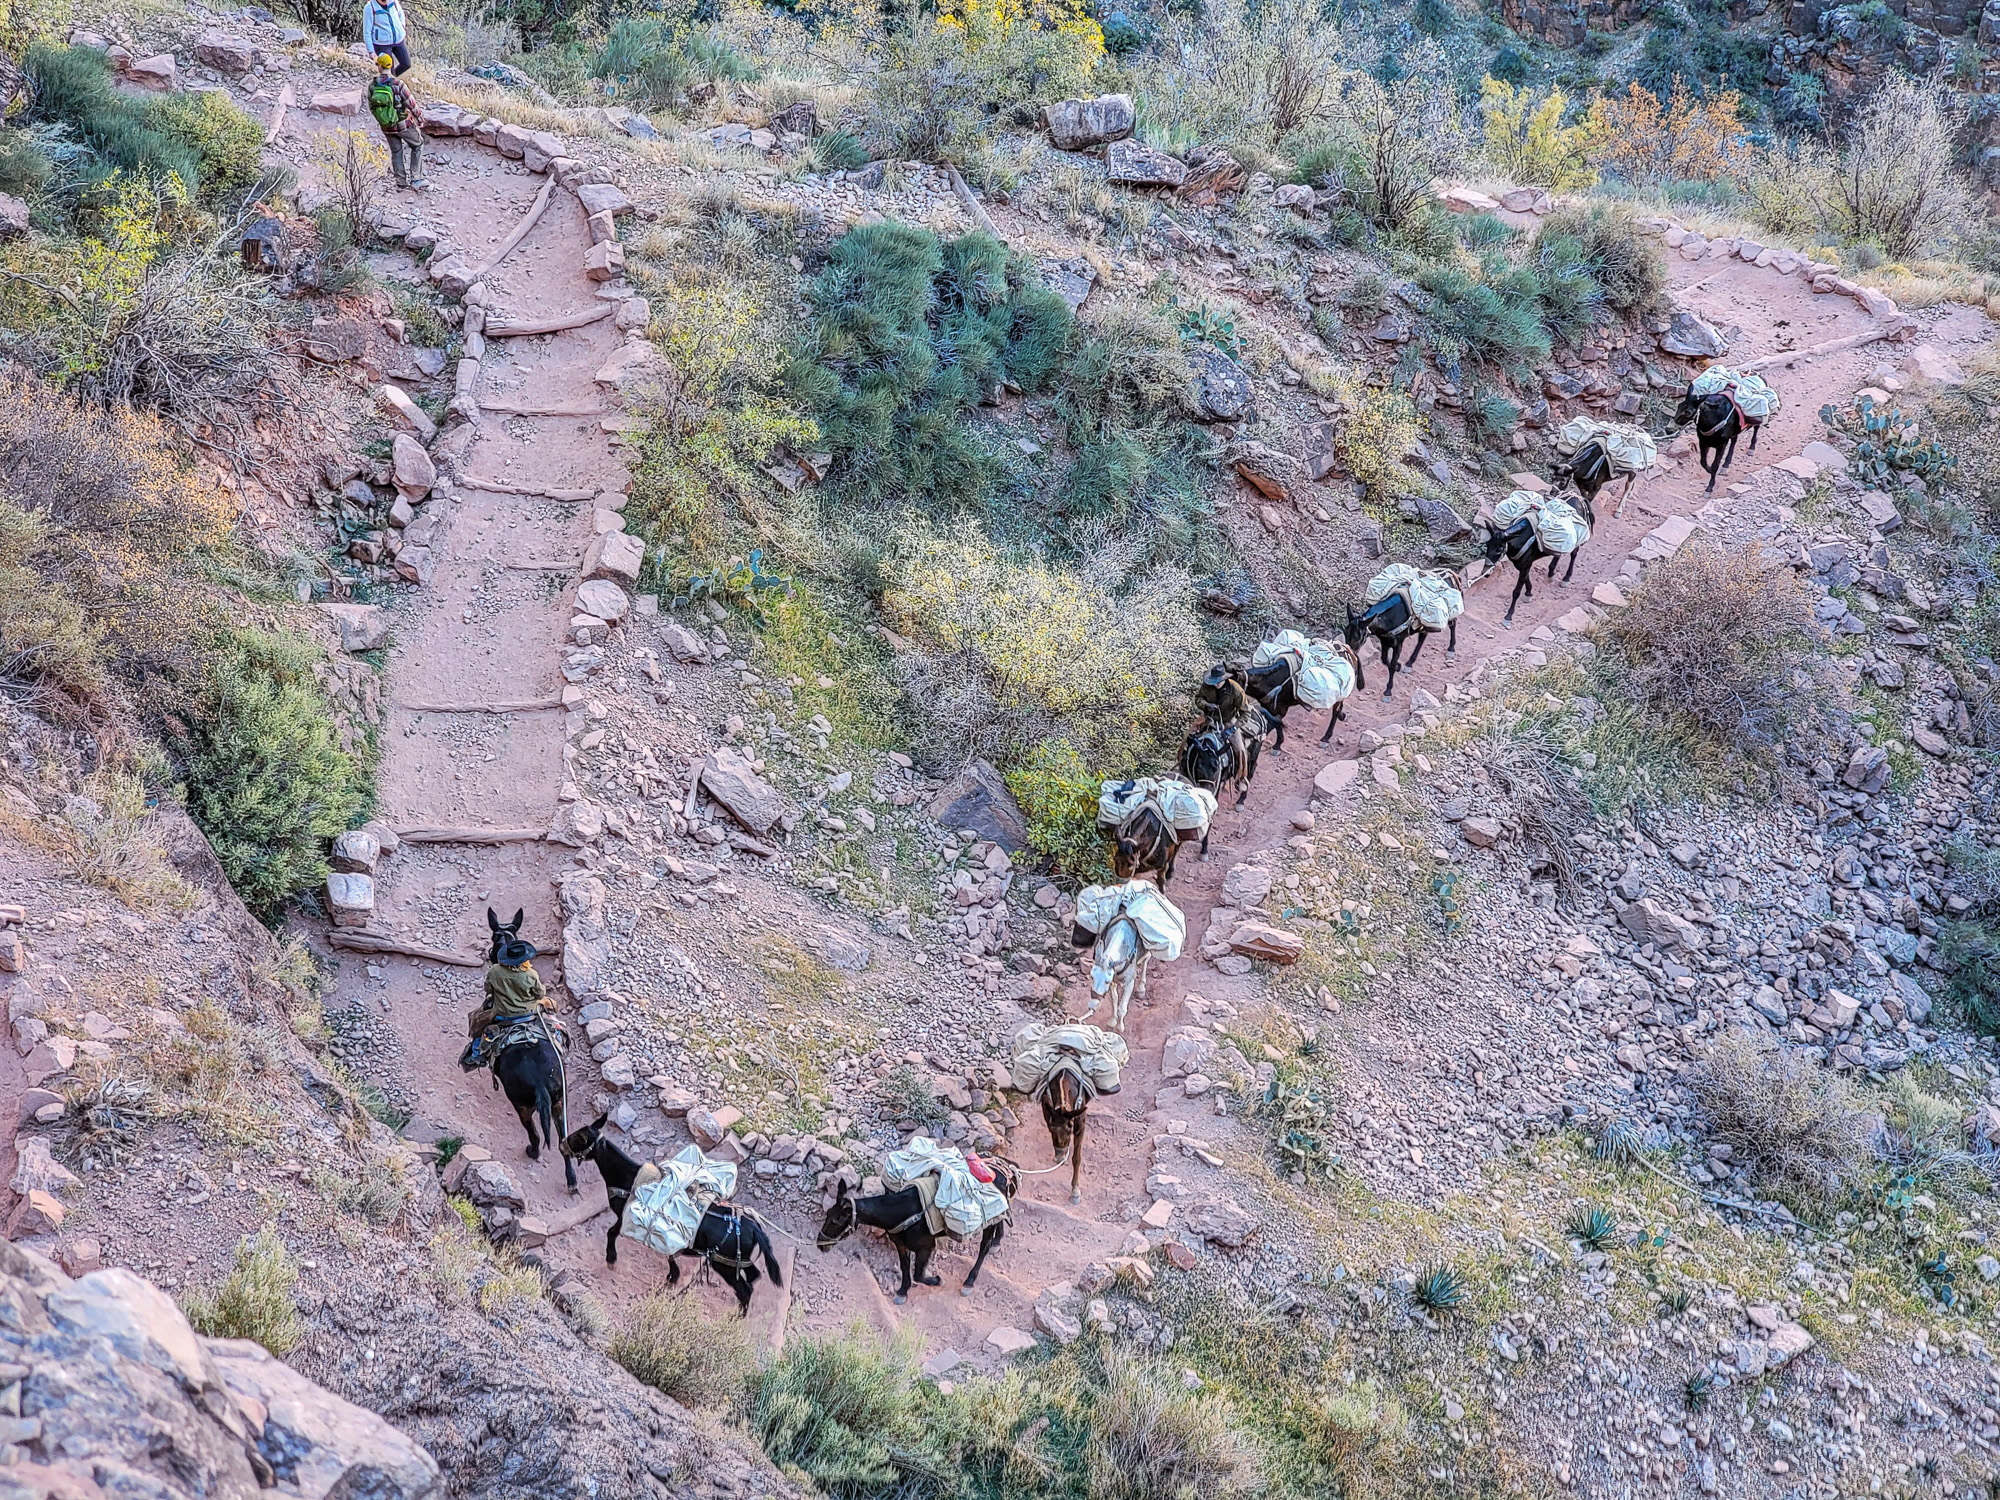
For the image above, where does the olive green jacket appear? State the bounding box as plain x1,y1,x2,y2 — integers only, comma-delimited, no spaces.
484,962,548,1019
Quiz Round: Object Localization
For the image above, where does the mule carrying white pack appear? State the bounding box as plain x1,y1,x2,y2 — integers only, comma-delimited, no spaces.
1493,490,1591,554
1364,564,1463,633
1096,777,1216,835
1250,630,1355,711
1072,879,1186,960
1555,417,1658,476
1689,366,1780,421
619,1144,737,1257
880,1136,1009,1237
1010,1021,1129,1098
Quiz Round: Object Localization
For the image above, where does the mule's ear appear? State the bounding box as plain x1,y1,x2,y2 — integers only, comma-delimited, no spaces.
487,908,501,931
592,1110,609,1129
510,908,524,930
835,1178,850,1200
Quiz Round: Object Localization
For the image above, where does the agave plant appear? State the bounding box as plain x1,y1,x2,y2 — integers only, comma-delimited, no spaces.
1593,1120,1641,1164
1683,1371,1714,1412
1661,1284,1694,1315
1411,1264,1467,1312
1567,1204,1618,1250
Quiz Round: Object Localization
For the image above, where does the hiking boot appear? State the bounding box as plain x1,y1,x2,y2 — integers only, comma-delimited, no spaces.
410,176,431,189
394,178,412,191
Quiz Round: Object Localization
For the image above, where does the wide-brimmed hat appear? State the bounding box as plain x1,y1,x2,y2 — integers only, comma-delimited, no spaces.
497,937,538,967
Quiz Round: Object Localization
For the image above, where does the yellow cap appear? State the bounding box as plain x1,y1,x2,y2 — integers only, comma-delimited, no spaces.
376,53,395,67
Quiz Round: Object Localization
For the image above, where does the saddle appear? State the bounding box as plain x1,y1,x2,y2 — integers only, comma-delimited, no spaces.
458,1012,567,1073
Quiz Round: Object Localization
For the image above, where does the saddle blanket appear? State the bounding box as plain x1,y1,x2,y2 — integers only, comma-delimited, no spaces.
1011,1021,1129,1098
619,1144,737,1258
1493,490,1591,554
1689,366,1779,421
1073,879,1186,960
1555,417,1658,476
881,1136,1008,1237
1096,777,1216,835
1250,630,1356,711
1365,564,1463,633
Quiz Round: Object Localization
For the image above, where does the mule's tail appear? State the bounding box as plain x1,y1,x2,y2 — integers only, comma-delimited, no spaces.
755,1218,784,1286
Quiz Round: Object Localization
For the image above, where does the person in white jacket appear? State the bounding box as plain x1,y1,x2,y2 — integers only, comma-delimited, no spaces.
362,0,411,74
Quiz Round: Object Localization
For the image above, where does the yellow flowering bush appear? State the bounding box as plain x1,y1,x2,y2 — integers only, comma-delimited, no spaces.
935,0,1106,105
1323,375,1424,503
885,525,1205,765
1479,79,1600,192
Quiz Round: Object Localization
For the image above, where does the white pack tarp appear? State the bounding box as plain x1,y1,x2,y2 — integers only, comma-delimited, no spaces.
1073,879,1185,961
1493,490,1590,554
1689,366,1780,421
1096,777,1217,835
1365,564,1463,633
1250,631,1356,711
881,1135,1009,1237
1555,417,1658,476
1011,1021,1129,1097
619,1144,737,1258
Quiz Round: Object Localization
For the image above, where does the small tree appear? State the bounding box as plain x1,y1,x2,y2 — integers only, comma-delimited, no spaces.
1479,78,1598,191
1585,78,1744,187
1334,44,1465,228
314,129,386,238
1821,71,1972,259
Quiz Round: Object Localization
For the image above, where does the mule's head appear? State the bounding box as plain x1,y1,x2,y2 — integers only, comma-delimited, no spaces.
1671,384,1702,427
1111,836,1142,881
561,1110,609,1160
816,1179,857,1250
1342,603,1366,649
1091,915,1141,995
486,907,525,962
1482,521,1524,564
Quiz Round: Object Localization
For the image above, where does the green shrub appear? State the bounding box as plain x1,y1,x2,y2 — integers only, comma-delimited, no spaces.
150,90,264,208
591,19,758,111
1411,257,1550,377
1004,739,1106,885
181,1227,301,1355
1490,45,1531,86
1529,230,1601,346
22,44,201,197
808,130,870,171
0,129,52,198
1940,920,2000,1034
785,223,1072,512
610,1291,756,1407
173,626,373,911
1086,1348,1264,1499
752,1332,952,1495
1534,204,1666,313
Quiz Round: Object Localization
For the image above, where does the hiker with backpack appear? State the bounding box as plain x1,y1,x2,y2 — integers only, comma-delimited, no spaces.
362,0,412,74
368,55,428,191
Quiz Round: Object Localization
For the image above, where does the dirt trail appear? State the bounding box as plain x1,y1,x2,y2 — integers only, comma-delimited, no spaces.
286,102,1991,1363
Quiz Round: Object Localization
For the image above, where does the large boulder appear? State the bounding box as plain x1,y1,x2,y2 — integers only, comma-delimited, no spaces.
701,747,786,835
1044,93,1135,150
320,602,391,653
1104,138,1187,188
927,758,1028,850
0,192,29,242
1183,1198,1260,1247
0,1242,440,1500
193,30,260,73
1617,897,1702,952
1184,344,1253,423
559,871,613,992
391,432,435,500
1660,309,1729,359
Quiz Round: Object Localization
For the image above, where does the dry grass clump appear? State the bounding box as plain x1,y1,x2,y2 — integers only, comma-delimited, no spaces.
181,1226,301,1355
1085,1349,1263,1500
1687,1032,1873,1203
1283,1379,1415,1496
1595,537,1824,754
610,1291,756,1408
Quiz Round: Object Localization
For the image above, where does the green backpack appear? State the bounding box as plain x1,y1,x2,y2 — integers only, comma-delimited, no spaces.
368,79,400,127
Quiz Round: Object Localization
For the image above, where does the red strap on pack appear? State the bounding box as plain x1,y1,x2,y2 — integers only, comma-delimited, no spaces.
964,1151,996,1183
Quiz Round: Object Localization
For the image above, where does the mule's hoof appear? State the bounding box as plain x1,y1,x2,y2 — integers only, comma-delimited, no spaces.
1070,1189,1084,1205
960,1286,973,1298
894,1294,907,1305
